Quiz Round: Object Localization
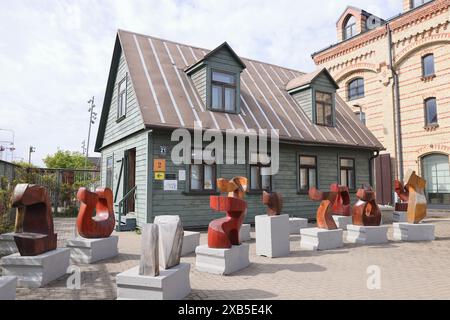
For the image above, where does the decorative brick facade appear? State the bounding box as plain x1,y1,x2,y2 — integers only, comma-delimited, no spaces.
312,0,450,204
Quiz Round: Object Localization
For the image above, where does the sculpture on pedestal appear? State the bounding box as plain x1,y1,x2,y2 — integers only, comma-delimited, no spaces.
330,184,351,216
308,187,338,230
352,187,381,226
11,184,57,256
139,215,184,277
394,180,409,212
76,187,115,238
404,170,427,224
262,191,283,216
208,177,248,249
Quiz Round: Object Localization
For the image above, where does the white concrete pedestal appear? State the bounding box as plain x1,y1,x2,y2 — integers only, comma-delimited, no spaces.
1,248,70,288
66,236,119,264
393,223,435,241
332,216,352,230
255,214,290,258
346,225,389,245
380,206,395,224
393,212,408,223
195,244,250,275
116,263,191,300
182,231,201,256
0,276,17,300
300,228,343,251
289,218,308,235
0,233,18,256
239,224,251,242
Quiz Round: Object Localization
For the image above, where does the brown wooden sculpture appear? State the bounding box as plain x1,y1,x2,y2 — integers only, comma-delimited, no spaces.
11,184,57,256
76,187,115,238
352,187,381,226
330,184,351,216
262,191,283,216
208,177,248,249
308,187,338,230
394,180,409,212
404,170,427,224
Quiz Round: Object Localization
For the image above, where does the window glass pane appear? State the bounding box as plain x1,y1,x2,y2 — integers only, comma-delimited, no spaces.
204,165,214,190
426,98,438,124
224,87,235,112
325,105,333,126
316,103,324,124
423,55,435,77
348,170,355,189
300,156,316,166
316,91,332,103
340,158,354,167
262,175,271,191
300,168,308,190
191,165,202,190
340,170,348,187
309,169,317,188
213,71,235,85
212,85,222,110
250,166,260,190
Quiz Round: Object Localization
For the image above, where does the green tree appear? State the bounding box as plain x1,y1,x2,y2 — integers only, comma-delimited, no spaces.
43,150,93,169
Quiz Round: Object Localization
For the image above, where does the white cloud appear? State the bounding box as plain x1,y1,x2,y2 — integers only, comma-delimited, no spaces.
0,0,402,166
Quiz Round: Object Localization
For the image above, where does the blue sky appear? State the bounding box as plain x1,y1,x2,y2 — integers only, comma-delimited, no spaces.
0,0,402,166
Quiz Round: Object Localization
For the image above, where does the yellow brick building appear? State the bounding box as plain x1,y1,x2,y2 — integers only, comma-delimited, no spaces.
312,0,450,205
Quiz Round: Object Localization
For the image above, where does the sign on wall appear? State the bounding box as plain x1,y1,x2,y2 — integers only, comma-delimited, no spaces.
179,170,186,181
154,159,166,172
163,180,178,191
154,172,165,181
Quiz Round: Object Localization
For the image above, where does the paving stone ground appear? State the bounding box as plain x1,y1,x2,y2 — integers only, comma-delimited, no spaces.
8,215,450,300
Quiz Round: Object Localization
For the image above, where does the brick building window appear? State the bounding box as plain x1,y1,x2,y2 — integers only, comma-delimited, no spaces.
343,16,357,40
422,54,435,78
348,78,365,101
411,0,433,9
424,98,438,127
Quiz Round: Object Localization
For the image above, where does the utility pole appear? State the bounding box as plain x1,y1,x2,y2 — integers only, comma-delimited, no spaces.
84,97,97,170
28,146,36,165
81,140,86,156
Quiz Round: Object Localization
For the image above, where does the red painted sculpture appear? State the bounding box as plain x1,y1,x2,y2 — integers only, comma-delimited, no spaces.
76,187,115,238
352,187,381,226
330,184,351,216
11,184,57,256
394,180,409,212
208,177,248,249
262,191,283,216
308,187,338,230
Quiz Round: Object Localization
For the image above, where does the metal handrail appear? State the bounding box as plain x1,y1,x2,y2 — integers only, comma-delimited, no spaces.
116,185,137,231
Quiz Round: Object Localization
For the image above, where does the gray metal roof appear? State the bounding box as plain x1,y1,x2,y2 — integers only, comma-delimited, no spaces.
97,30,384,151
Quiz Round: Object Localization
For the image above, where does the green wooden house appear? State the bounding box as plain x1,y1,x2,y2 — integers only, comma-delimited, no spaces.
94,30,384,229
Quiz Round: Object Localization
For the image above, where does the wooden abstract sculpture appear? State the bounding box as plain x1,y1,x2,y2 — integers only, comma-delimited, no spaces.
404,170,427,224
154,215,183,270
139,224,159,277
208,177,248,249
262,191,283,216
308,187,338,230
394,180,409,212
352,187,381,226
330,184,351,216
76,187,115,239
11,184,57,256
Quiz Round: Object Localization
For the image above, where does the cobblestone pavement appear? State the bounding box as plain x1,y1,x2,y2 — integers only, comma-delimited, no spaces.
9,216,450,300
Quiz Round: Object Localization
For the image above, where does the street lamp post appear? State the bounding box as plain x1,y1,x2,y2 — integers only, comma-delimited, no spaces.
84,97,97,171
28,146,36,165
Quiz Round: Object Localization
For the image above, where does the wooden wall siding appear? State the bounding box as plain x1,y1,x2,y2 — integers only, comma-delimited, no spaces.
191,66,207,106
292,89,313,122
207,47,243,70
313,73,338,92
150,130,372,228
102,51,146,148
101,131,149,227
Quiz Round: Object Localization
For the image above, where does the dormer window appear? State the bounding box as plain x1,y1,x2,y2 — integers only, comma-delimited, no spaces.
211,70,237,113
344,16,357,40
315,91,334,127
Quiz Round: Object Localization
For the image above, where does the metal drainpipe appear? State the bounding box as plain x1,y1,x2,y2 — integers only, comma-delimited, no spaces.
369,150,380,187
387,23,404,183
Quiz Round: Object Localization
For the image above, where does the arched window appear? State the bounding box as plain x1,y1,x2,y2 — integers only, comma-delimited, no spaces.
422,54,435,78
347,78,365,101
343,16,357,40
424,97,438,126
422,153,450,205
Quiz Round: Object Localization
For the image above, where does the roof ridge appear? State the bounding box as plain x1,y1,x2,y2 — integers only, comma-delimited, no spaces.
117,28,306,74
